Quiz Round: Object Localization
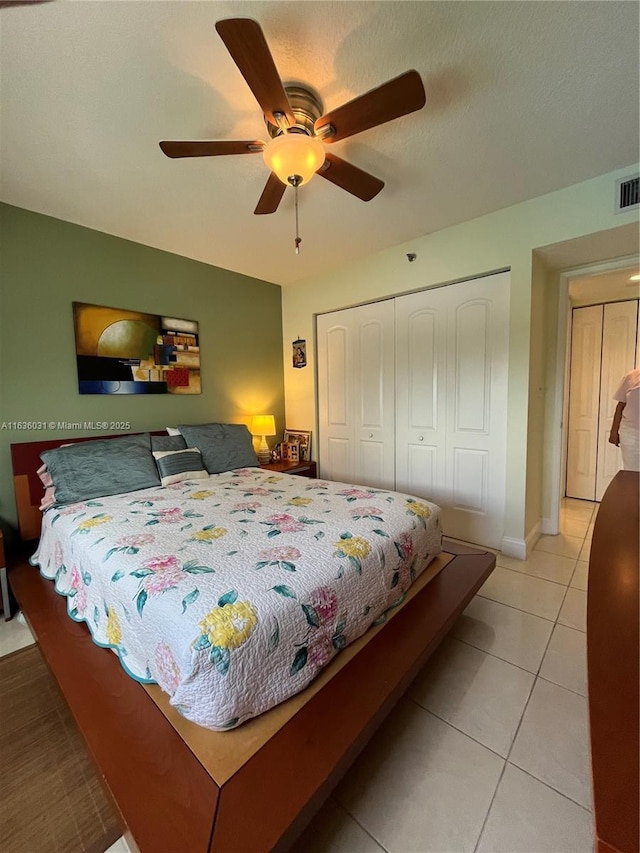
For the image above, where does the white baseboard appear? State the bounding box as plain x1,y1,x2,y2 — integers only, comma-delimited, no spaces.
500,537,527,559
541,516,559,535
501,522,541,560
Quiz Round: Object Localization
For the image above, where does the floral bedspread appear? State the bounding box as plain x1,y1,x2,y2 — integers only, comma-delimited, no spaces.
32,468,442,730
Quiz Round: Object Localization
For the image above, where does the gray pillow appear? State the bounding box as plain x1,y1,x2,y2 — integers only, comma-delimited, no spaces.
152,448,209,486
177,423,258,473
151,434,187,452
41,433,160,505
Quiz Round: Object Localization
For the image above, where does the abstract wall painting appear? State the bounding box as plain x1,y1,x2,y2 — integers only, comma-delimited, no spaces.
73,302,201,395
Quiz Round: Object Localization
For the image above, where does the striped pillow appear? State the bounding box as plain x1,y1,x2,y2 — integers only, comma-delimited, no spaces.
152,448,209,487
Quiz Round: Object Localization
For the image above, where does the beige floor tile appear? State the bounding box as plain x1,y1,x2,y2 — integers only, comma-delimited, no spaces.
539,624,587,696
478,567,566,621
409,637,534,757
0,613,36,658
560,498,597,519
570,561,589,591
104,840,132,853
452,596,554,673
558,588,587,632
558,516,590,539
579,539,592,561
291,799,384,853
585,521,595,541
510,679,592,808
535,533,584,559
336,700,503,853
496,550,575,585
561,498,592,510
476,764,594,853
559,510,594,529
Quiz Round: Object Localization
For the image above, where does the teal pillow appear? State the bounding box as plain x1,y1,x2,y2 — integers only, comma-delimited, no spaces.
177,423,258,473
151,434,187,452
41,434,160,505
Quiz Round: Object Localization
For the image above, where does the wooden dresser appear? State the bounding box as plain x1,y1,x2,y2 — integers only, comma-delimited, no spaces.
587,470,639,853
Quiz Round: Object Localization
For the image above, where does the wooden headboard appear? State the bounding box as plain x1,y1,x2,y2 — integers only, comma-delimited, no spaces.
11,432,165,542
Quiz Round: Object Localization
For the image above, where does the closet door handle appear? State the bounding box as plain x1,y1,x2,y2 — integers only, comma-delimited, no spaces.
418,435,424,441
369,433,374,438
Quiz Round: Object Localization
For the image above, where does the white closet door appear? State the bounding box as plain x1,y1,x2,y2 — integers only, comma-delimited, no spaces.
395,288,448,506
595,300,638,500
317,300,395,488
566,305,604,500
396,272,510,547
444,273,510,547
317,309,353,483
352,301,396,489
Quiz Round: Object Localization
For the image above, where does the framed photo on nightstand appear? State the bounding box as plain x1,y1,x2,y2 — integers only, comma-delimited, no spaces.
282,442,300,463
283,430,311,461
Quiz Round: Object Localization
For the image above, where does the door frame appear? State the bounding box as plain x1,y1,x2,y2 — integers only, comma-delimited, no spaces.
545,256,639,534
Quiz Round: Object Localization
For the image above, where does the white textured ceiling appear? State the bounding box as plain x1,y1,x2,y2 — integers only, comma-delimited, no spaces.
0,1,638,286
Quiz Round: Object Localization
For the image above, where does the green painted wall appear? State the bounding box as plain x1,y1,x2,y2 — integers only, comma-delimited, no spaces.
0,203,284,534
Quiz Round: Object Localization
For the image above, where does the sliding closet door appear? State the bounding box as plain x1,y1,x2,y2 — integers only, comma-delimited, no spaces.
317,300,395,488
567,301,639,501
595,300,638,500
566,305,603,500
353,301,396,488
444,273,510,547
396,272,510,547
317,308,353,483
395,287,448,506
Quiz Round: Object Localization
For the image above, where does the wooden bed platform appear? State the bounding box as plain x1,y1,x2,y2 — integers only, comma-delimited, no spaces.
8,435,496,852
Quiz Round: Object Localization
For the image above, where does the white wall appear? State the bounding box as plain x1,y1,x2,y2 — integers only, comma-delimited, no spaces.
282,165,640,549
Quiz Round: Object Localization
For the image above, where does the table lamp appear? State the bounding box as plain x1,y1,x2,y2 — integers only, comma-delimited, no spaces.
251,415,277,465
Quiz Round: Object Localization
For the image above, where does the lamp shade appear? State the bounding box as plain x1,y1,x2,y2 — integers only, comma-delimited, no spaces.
263,133,325,185
250,414,276,437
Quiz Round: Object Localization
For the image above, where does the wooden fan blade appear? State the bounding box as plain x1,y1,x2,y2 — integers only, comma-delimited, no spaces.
317,153,384,201
0,1,53,6
159,140,264,158
315,70,425,143
215,18,295,127
254,173,286,215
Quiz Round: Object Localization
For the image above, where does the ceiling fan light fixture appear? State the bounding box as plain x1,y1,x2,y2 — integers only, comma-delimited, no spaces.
263,132,325,186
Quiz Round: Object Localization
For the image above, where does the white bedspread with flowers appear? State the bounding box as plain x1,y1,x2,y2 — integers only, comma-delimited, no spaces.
32,468,442,730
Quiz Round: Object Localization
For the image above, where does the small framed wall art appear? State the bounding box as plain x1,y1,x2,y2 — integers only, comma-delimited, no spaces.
292,338,307,368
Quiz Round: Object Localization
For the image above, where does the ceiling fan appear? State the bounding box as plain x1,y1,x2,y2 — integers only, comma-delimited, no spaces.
159,18,426,217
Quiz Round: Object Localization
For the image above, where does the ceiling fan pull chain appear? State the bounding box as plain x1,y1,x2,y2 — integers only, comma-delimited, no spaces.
294,183,302,254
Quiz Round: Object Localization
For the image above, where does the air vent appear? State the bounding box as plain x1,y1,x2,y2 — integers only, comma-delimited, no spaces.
615,174,639,213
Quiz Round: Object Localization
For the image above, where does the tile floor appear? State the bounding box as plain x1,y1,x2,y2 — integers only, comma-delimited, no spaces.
0,609,36,657
292,497,597,853
2,499,598,853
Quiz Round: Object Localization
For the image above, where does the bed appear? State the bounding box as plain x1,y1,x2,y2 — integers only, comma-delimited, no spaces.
9,430,495,852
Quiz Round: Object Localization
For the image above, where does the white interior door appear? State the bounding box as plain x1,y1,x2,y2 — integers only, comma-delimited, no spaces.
317,309,353,483
317,300,395,488
595,300,638,499
352,301,396,489
396,272,510,548
395,287,448,506
566,305,604,500
444,273,510,547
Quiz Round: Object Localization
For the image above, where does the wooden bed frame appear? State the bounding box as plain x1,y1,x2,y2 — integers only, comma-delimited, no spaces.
8,435,496,852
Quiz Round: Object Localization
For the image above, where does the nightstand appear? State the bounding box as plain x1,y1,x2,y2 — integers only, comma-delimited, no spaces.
261,460,317,479
0,529,10,621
